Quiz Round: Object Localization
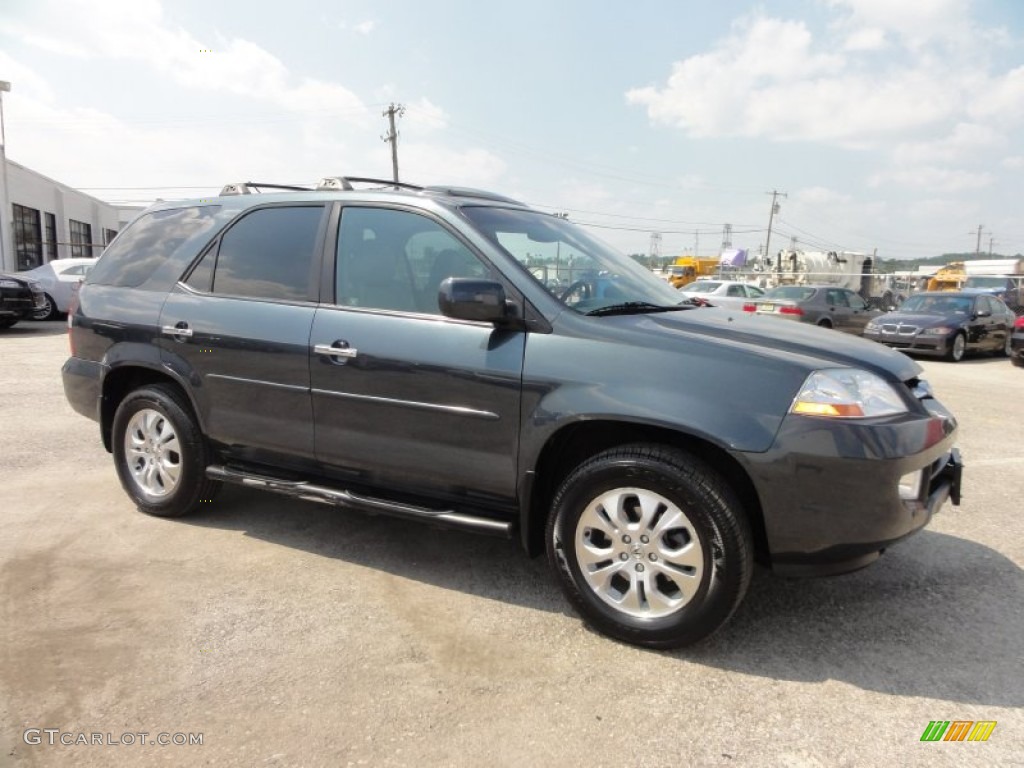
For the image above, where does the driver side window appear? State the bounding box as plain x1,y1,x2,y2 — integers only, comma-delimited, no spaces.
335,207,489,315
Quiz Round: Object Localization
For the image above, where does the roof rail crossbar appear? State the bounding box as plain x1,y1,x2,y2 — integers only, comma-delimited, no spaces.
220,182,312,196
338,176,424,192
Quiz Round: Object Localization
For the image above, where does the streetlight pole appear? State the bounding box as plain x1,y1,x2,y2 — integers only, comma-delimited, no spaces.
0,81,11,272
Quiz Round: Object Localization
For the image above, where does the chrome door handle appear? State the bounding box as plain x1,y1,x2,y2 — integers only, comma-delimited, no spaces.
162,325,193,338
314,343,358,359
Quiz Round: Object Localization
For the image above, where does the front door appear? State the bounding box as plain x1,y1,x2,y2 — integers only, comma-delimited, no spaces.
309,206,525,506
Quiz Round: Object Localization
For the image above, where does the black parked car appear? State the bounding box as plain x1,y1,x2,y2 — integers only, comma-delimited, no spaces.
862,291,1015,362
62,177,963,648
0,273,46,329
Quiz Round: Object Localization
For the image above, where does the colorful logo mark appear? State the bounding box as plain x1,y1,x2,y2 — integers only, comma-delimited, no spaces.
920,721,997,742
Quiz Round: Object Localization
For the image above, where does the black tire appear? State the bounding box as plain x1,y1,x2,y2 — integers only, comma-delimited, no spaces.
546,444,753,649
32,294,58,321
945,332,966,363
111,384,220,517
817,318,833,329
996,332,1011,358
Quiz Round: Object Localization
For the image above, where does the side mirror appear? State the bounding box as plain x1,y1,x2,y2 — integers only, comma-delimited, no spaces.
438,278,514,324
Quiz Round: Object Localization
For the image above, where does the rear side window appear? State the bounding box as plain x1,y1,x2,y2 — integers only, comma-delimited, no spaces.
87,206,222,288
209,206,324,301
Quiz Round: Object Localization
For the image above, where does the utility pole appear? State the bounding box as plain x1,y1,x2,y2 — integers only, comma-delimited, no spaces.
764,190,787,268
694,230,699,258
971,224,984,256
381,103,405,185
988,236,995,256
721,223,732,250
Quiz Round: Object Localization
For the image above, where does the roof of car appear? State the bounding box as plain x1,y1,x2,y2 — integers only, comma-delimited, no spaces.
145,177,532,215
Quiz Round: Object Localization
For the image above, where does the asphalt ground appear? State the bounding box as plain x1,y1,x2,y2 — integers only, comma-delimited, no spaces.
1,320,1021,767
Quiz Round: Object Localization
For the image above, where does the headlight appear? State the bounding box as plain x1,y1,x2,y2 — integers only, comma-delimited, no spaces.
864,320,880,331
0,279,20,289
919,326,955,336
790,368,909,419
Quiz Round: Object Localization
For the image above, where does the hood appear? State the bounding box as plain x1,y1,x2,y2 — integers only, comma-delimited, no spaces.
591,306,923,382
874,310,963,328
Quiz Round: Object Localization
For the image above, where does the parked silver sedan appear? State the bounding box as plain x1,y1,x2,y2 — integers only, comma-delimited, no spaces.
17,258,96,320
744,285,882,334
679,279,765,310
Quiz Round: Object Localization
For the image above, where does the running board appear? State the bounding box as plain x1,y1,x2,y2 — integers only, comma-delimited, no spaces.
205,465,512,537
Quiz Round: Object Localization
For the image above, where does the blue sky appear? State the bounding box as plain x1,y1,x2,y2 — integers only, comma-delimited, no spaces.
1,0,1022,260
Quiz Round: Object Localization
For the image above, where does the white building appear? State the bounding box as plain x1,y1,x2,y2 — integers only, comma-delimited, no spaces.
0,157,133,273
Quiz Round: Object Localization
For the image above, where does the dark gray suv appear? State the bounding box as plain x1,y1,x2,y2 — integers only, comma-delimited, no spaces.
63,177,963,648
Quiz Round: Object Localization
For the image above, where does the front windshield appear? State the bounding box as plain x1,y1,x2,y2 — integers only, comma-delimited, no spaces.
899,294,972,314
461,206,685,314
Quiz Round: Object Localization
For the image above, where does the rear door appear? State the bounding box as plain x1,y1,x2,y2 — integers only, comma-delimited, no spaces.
159,204,327,467
824,288,853,330
309,205,525,507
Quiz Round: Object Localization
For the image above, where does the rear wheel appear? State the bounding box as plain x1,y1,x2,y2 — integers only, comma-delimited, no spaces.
32,293,58,321
945,332,966,362
817,318,833,329
546,444,753,648
112,384,220,517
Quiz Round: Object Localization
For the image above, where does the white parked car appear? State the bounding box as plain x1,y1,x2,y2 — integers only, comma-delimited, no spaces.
18,258,97,320
679,279,765,310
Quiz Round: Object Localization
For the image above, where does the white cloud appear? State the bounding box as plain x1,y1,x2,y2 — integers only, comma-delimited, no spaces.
0,0,506,199
627,7,1021,149
869,166,993,192
1003,156,1024,169
353,21,376,36
842,27,887,51
894,122,1002,166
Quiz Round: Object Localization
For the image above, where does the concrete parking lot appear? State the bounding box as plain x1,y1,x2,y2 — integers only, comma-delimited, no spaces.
1,321,1021,767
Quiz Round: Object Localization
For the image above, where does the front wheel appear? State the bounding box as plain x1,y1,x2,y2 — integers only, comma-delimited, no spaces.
546,445,753,648
945,332,966,362
111,384,220,517
997,332,1011,358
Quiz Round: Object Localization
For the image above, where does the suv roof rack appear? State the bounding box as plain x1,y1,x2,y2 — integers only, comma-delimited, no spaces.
316,176,424,192
220,182,312,196
219,177,524,206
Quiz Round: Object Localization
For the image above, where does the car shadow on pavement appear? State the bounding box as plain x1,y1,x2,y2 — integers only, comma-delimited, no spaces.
0,321,67,337
685,530,1023,708
185,487,1021,708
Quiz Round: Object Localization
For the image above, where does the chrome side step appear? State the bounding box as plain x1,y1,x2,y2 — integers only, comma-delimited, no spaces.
205,465,513,537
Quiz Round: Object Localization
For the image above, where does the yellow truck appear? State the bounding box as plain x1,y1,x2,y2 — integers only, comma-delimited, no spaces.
666,257,720,289
927,262,967,292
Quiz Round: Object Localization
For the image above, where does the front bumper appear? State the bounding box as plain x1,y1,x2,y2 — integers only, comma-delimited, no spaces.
739,398,962,576
862,329,952,357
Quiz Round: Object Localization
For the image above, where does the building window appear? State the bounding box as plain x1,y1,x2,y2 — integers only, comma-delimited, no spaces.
103,228,118,245
44,212,58,261
69,219,94,259
13,204,43,270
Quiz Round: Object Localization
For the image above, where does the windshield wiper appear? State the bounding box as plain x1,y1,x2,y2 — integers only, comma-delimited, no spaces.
585,301,690,317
